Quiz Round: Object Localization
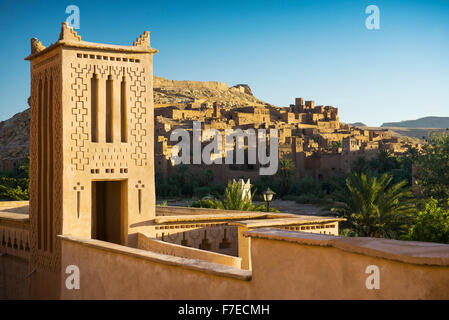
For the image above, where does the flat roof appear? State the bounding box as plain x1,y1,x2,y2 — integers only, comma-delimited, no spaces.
230,216,344,228
0,201,30,223
25,39,158,60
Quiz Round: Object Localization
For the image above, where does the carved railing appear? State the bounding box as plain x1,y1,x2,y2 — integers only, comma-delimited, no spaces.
151,210,343,260
277,222,339,235
0,216,31,260
153,222,239,257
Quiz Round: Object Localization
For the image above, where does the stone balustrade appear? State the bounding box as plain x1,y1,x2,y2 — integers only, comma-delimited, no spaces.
0,202,31,260
153,220,239,257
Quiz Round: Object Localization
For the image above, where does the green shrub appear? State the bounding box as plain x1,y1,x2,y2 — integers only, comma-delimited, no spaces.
339,228,358,237
192,180,280,212
281,194,298,201
0,184,29,201
295,193,321,204
406,198,449,244
193,186,212,199
210,184,225,196
191,199,217,208
253,176,280,196
291,177,323,197
215,180,255,211
157,183,180,197
414,131,449,202
252,203,280,213
0,159,30,201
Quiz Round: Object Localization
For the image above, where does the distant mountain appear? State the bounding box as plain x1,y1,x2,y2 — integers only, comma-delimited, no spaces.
374,127,444,141
349,122,367,127
381,117,449,129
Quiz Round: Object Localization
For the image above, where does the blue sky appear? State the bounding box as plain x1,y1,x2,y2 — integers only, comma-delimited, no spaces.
0,0,448,126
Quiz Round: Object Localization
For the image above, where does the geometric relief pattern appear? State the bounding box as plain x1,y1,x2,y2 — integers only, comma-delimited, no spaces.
52,62,63,273
0,224,31,260
91,146,129,168
30,62,63,273
110,65,122,80
70,62,91,170
128,66,148,166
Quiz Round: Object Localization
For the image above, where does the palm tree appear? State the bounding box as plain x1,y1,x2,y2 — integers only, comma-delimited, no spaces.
278,158,295,196
330,173,415,238
195,180,279,212
215,180,255,211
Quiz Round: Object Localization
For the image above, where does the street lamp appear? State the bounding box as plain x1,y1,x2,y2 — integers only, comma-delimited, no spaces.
263,187,275,212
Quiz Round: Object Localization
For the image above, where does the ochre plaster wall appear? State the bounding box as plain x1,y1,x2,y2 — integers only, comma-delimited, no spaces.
59,230,449,300
249,237,449,299
60,238,251,299
0,255,29,300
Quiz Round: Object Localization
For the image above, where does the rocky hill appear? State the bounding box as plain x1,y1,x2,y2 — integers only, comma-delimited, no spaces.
360,126,427,143
377,127,446,140
153,76,272,108
382,116,449,129
378,116,449,140
349,122,367,127
0,108,29,170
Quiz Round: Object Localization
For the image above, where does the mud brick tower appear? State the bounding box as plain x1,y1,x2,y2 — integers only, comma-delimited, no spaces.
25,23,157,297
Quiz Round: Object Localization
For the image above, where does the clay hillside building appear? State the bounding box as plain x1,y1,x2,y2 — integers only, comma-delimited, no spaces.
154,83,422,183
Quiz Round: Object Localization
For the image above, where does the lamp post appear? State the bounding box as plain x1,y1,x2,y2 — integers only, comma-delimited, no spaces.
263,188,275,212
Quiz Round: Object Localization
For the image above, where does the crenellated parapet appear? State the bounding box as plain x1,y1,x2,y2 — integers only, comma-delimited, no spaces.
133,31,151,48
58,22,81,42
30,38,45,54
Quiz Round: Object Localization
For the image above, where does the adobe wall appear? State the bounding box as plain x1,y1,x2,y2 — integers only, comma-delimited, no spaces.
248,229,449,299
60,236,251,299
59,229,449,300
0,255,29,300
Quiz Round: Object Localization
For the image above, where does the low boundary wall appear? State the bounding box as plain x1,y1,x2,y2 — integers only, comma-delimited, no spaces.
137,232,242,269
60,228,449,299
